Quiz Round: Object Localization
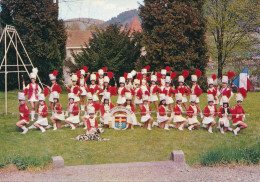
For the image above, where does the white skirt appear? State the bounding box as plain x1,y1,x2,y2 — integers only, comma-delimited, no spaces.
182,96,187,103
74,96,80,102
49,92,54,102
66,114,80,124
80,86,87,96
101,113,112,125
35,117,48,126
117,96,126,105
218,117,230,127
188,117,200,125
134,97,143,104
157,115,169,123
173,115,186,123
189,97,199,103
148,94,158,102
141,114,150,123
233,121,242,126
127,113,138,125
28,94,38,102
93,94,99,102
166,96,174,104
214,98,219,105
53,112,65,121
202,116,215,124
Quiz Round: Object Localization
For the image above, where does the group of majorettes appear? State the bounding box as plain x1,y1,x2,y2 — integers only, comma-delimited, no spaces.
16,66,247,136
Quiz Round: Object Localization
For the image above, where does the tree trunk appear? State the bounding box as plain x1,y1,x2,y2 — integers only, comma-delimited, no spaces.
217,55,223,79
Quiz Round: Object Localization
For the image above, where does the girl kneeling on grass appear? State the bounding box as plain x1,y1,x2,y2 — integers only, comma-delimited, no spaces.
124,92,140,127
186,95,201,131
202,94,217,134
140,94,153,130
86,107,98,134
157,94,171,130
16,92,30,134
232,88,247,136
29,94,49,133
50,91,64,131
100,92,114,128
218,96,232,134
173,93,188,131
64,93,80,130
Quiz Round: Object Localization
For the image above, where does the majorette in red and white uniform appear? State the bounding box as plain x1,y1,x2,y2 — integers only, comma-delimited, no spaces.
202,94,218,125
207,74,220,105
173,93,186,123
23,68,42,102
65,93,80,124
162,76,176,105
100,92,114,125
176,75,190,103
48,70,62,102
189,70,202,103
232,93,246,126
86,107,98,132
133,79,143,105
149,75,160,102
35,94,49,127
116,77,129,105
100,76,115,102
67,74,82,102
218,96,232,128
187,95,200,125
124,92,138,125
52,91,65,121
219,75,234,105
77,66,89,96
140,94,152,123
84,93,100,119
137,66,151,86
125,70,136,91
157,69,167,91
88,74,101,102
97,68,106,96
18,92,30,124
157,94,169,123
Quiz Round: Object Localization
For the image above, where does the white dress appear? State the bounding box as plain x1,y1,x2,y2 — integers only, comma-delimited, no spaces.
157,105,169,123
117,87,126,105
89,85,99,102
202,106,215,124
160,79,166,91
66,103,80,124
148,85,158,102
83,104,97,119
134,88,143,104
141,104,151,123
218,108,230,127
189,85,200,103
126,105,137,125
70,85,80,102
100,105,112,125
24,83,41,102
98,78,104,96
173,105,186,123
165,87,174,104
125,82,133,91
79,79,87,96
188,105,200,125
35,105,48,126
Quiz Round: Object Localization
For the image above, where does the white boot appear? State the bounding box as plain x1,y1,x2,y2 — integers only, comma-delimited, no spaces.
170,113,174,119
178,124,184,131
228,127,233,132
53,123,57,131
188,125,194,131
233,127,240,135
164,124,169,130
169,124,174,128
31,111,35,121
208,126,213,133
78,122,84,127
28,125,37,130
70,124,76,130
200,112,203,119
21,126,28,134
39,126,46,133
202,124,207,128
46,125,52,129
220,127,224,134
152,122,158,127
147,124,152,130
81,105,84,111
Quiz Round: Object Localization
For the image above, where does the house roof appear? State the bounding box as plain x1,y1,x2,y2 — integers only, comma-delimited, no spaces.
127,16,142,35
66,30,93,48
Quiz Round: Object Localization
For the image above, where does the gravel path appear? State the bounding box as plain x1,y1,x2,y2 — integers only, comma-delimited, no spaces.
0,161,259,181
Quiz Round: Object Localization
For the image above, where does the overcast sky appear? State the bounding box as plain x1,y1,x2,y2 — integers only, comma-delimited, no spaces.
59,0,142,21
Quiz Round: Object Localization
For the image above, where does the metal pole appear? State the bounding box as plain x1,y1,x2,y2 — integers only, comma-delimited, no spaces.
4,29,7,115
15,33,20,90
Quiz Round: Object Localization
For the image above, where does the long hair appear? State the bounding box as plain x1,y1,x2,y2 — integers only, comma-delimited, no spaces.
53,98,59,108
103,99,110,105
123,100,132,107
222,103,231,114
159,100,166,106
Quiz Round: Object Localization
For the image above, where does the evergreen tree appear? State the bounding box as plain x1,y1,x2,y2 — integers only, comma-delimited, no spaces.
139,0,207,76
0,0,66,90
70,23,141,81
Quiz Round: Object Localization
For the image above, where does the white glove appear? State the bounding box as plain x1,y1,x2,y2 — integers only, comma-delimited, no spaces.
20,113,24,117
236,115,239,118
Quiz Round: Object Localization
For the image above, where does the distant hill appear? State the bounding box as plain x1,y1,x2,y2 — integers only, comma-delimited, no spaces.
64,18,105,31
105,9,141,28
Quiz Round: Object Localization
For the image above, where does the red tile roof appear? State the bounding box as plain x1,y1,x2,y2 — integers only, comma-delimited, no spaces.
127,16,142,35
66,30,93,48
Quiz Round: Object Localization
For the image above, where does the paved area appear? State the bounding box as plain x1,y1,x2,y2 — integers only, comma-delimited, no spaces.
0,161,259,181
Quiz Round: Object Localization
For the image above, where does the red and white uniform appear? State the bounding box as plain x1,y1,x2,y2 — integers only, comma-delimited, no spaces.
24,83,42,102
97,78,104,95
84,102,100,119
232,105,245,126
139,76,150,86
133,87,143,104
19,103,30,123
157,105,169,123
125,81,134,91
49,83,62,102
67,85,82,102
219,87,233,105
66,102,80,124
173,103,186,123
187,105,200,125
35,103,48,126
125,104,138,125
176,86,190,103
78,76,89,96
202,105,217,124
149,84,160,102
116,87,129,105
140,104,151,123
101,85,116,102
207,87,220,105
218,107,232,127
88,84,101,102
190,84,201,103
100,103,114,125
158,78,166,90
86,117,98,131
53,102,64,121
163,86,175,104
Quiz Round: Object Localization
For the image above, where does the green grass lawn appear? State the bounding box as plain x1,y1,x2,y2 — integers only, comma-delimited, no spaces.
0,90,259,169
